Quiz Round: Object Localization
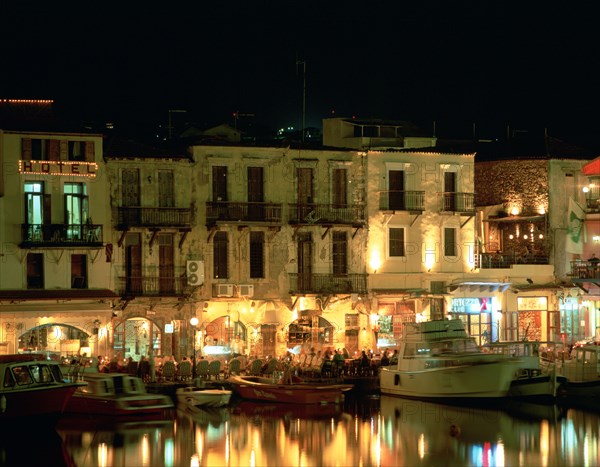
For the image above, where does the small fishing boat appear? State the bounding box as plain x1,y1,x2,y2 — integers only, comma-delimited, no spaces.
380,319,523,399
64,372,174,416
0,353,84,425
176,385,232,408
227,374,352,404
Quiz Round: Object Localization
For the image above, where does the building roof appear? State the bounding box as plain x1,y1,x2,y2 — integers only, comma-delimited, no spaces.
103,137,191,160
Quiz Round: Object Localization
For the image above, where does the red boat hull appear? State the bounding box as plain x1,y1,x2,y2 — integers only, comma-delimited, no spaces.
0,385,78,423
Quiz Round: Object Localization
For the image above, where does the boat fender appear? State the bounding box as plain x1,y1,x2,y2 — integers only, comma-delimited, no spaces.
1,394,6,413
450,425,461,437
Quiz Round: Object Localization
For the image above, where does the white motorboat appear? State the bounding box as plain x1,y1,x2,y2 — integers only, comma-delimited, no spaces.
176,385,232,408
487,341,562,401
380,319,523,399
64,372,174,416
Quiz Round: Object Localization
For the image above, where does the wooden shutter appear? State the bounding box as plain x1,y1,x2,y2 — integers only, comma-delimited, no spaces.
21,138,32,160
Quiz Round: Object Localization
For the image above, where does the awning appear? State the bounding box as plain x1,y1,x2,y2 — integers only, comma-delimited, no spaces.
583,157,600,176
447,282,512,294
0,289,119,301
483,215,545,223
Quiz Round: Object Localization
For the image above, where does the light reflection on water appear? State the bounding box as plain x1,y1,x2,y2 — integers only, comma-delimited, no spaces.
23,395,599,467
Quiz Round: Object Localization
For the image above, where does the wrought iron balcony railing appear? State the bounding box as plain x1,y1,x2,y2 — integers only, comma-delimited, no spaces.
438,192,476,214
477,252,549,269
584,185,600,211
288,273,368,295
570,260,600,280
205,201,283,224
288,204,365,226
117,267,188,297
378,190,425,211
20,223,103,248
117,207,192,228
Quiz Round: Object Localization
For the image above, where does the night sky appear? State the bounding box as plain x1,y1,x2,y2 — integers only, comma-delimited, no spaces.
2,1,599,148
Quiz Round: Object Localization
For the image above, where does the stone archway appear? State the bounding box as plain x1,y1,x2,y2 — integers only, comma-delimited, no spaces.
19,323,90,359
112,317,162,360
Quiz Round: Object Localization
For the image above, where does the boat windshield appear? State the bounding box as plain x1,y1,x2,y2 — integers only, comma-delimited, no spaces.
416,338,480,356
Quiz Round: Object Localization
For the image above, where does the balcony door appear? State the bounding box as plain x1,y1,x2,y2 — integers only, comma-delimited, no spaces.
297,232,313,292
247,166,264,220
122,169,141,224
444,171,457,211
159,234,175,294
125,233,142,294
297,167,314,221
388,170,405,210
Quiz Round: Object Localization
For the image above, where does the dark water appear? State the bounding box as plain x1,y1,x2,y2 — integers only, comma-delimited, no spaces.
5,395,600,467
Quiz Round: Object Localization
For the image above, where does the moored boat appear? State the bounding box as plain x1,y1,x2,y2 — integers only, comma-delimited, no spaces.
487,341,562,401
227,374,353,404
64,372,174,416
380,319,523,399
0,353,84,425
176,385,232,408
551,344,600,405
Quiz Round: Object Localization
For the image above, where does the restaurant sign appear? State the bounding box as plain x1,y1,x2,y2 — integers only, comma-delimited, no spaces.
19,160,98,178
451,297,491,314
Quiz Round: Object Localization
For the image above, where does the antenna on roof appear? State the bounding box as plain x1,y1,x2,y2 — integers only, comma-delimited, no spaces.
296,56,306,144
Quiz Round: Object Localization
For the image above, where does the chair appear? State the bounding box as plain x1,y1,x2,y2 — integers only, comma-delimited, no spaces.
248,359,263,376
227,358,242,377
197,360,210,379
178,361,192,381
261,358,278,377
138,360,150,383
208,360,222,380
162,361,176,382
126,360,138,376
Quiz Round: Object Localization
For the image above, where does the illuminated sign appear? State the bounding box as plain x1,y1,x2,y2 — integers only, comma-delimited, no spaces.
164,323,174,334
517,296,548,311
19,160,98,178
452,297,491,314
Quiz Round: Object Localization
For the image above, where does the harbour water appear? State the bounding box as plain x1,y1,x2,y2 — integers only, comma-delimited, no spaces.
5,394,600,467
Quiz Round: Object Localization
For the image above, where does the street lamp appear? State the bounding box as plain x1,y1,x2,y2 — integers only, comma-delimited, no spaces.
190,316,199,379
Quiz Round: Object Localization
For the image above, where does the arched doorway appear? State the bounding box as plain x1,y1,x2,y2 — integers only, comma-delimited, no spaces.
19,323,91,359
203,316,247,356
113,318,162,360
287,313,334,351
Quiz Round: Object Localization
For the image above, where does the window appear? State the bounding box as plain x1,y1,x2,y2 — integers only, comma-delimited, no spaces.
250,231,264,279
212,166,228,202
64,183,89,240
332,231,347,275
444,227,457,257
389,227,405,257
71,254,88,289
68,141,85,161
24,182,45,225
158,170,174,207
27,253,44,289
214,231,229,279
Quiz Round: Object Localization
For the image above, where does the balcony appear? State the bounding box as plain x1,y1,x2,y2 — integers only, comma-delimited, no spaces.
378,191,425,212
117,207,192,229
437,192,476,214
205,202,283,226
20,223,103,248
288,204,365,226
288,273,368,295
117,267,188,297
584,185,600,212
570,260,600,282
477,252,550,269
